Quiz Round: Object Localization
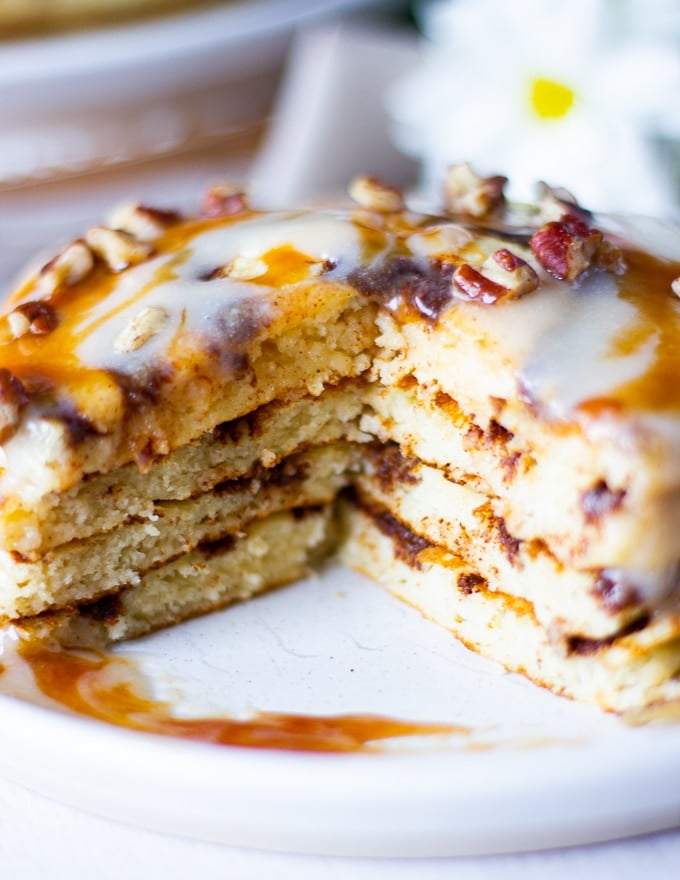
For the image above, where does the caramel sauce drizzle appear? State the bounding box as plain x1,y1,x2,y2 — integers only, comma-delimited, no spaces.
613,250,680,411
250,245,328,288
16,643,462,754
81,255,184,341
0,264,118,393
2,210,680,436
582,250,680,414
0,214,357,397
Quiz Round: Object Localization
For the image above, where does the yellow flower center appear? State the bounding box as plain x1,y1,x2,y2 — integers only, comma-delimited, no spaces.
529,77,575,120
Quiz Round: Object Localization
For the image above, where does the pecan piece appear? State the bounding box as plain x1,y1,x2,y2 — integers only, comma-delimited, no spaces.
201,183,248,217
37,240,95,295
530,214,604,281
443,163,507,219
490,248,539,295
452,264,508,304
8,301,58,338
107,203,180,242
594,238,627,276
209,255,268,282
227,255,268,281
453,247,538,304
85,226,154,273
0,368,27,442
348,175,404,213
535,181,592,224
114,306,168,353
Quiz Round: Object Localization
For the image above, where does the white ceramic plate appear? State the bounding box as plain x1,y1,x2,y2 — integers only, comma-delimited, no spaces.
0,563,679,857
0,0,392,182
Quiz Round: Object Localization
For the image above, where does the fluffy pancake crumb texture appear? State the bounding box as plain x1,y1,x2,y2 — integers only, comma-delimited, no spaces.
3,172,680,713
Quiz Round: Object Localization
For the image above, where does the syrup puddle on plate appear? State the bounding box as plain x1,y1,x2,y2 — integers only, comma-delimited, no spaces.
0,633,466,754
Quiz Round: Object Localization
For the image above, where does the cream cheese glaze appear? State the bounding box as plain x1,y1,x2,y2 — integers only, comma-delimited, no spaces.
1,207,680,452
0,209,396,503
2,208,678,418
5,211,387,377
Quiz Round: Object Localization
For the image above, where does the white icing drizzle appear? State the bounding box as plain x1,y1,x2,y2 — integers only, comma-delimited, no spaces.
519,272,657,418
3,207,680,449
414,215,680,456
73,211,389,372
47,208,680,476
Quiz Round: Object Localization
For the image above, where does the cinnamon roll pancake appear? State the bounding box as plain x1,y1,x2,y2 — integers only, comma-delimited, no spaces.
3,172,680,712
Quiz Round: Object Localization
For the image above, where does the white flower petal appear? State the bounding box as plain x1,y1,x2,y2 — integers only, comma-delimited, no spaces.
595,43,680,132
389,0,680,213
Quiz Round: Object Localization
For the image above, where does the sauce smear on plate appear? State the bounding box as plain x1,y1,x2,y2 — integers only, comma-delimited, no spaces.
12,642,463,753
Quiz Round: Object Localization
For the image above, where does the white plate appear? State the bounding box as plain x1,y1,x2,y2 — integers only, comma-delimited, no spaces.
0,563,679,857
0,0,391,182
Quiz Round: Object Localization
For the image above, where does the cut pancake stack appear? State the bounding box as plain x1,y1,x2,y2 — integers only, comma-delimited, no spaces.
4,386,366,642
0,202,378,644
2,173,680,712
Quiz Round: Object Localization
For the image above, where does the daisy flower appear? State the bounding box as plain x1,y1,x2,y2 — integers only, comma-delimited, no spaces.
387,0,680,214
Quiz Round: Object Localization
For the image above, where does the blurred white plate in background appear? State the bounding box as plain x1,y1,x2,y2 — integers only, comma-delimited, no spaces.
0,0,395,183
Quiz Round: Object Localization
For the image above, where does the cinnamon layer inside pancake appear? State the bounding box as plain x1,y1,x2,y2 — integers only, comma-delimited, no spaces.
340,500,680,713
15,506,335,648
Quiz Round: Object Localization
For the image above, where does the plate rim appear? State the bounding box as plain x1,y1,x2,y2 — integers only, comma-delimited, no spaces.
0,0,385,82
1,651,679,857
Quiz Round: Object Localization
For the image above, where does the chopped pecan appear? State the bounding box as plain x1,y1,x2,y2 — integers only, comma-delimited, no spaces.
37,240,95,295
492,248,523,273
594,238,627,276
443,163,507,218
530,215,599,280
201,183,248,217
107,203,180,242
348,176,404,212
453,247,538,304
85,226,154,273
221,255,268,281
0,368,27,442
408,223,472,260
113,306,168,353
8,301,58,338
530,214,624,281
535,181,592,224
453,264,508,304
490,248,540,295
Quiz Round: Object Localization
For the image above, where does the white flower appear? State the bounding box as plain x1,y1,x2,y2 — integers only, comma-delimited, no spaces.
388,0,680,214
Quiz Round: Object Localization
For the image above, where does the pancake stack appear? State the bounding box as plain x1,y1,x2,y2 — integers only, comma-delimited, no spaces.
2,173,680,712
